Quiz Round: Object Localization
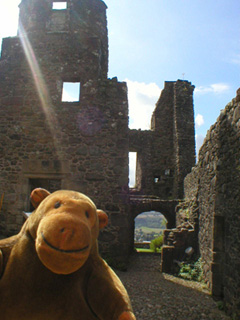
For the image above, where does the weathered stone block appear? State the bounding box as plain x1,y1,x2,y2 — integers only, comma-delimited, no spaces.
161,245,174,273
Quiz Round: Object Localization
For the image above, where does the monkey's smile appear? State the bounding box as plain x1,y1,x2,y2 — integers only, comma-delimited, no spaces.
41,232,89,253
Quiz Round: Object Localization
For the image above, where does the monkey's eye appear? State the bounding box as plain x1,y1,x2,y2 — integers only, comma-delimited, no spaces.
54,201,61,209
85,211,90,219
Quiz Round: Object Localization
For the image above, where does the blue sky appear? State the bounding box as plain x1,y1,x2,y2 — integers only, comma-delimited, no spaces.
105,0,240,155
0,0,239,159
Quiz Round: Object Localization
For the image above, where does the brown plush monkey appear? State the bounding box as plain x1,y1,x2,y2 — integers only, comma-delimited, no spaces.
0,189,136,320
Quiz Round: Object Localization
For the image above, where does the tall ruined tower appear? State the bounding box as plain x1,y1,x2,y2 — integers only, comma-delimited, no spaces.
130,80,195,200
151,80,196,199
18,0,108,79
0,0,130,264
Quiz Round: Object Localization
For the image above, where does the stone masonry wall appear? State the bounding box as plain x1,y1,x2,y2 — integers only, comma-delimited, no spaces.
173,81,196,198
0,0,131,266
18,0,108,79
0,0,197,268
151,82,175,198
184,91,240,318
0,76,130,260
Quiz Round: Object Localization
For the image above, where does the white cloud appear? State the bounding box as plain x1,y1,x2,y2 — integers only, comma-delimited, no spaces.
195,134,205,159
195,114,204,129
231,54,240,66
0,2,19,39
62,89,75,102
195,83,230,95
125,79,161,130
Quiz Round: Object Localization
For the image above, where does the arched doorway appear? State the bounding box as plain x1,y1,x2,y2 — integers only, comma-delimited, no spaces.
129,196,178,253
134,211,167,253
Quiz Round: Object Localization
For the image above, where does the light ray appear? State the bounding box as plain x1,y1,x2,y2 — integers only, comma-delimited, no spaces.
18,22,62,163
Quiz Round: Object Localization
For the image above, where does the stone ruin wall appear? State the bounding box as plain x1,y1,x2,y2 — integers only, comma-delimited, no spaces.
183,90,240,318
0,0,131,266
0,76,130,262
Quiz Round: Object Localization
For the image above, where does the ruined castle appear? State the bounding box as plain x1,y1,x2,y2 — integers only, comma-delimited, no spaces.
0,0,195,258
0,0,239,318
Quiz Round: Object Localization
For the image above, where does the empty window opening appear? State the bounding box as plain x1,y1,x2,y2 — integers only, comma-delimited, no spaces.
154,176,161,184
52,2,67,10
134,211,167,253
129,152,137,188
62,82,80,102
165,169,171,176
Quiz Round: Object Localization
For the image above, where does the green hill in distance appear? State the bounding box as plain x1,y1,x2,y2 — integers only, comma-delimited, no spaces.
135,211,166,242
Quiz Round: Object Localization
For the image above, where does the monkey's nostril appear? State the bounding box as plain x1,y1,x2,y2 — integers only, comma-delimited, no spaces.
60,228,65,233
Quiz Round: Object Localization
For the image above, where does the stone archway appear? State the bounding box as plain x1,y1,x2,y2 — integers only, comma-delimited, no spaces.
129,195,179,252
134,211,167,250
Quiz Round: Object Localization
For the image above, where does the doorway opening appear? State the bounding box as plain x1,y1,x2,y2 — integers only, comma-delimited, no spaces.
134,211,167,253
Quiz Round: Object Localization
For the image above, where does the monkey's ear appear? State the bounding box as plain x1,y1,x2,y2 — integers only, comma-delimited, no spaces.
97,210,108,229
0,249,3,278
30,188,50,209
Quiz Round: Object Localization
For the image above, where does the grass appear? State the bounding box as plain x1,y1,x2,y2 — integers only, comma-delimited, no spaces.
136,248,153,253
135,248,161,253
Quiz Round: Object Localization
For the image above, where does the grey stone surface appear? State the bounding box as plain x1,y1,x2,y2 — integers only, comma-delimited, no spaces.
183,94,240,318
